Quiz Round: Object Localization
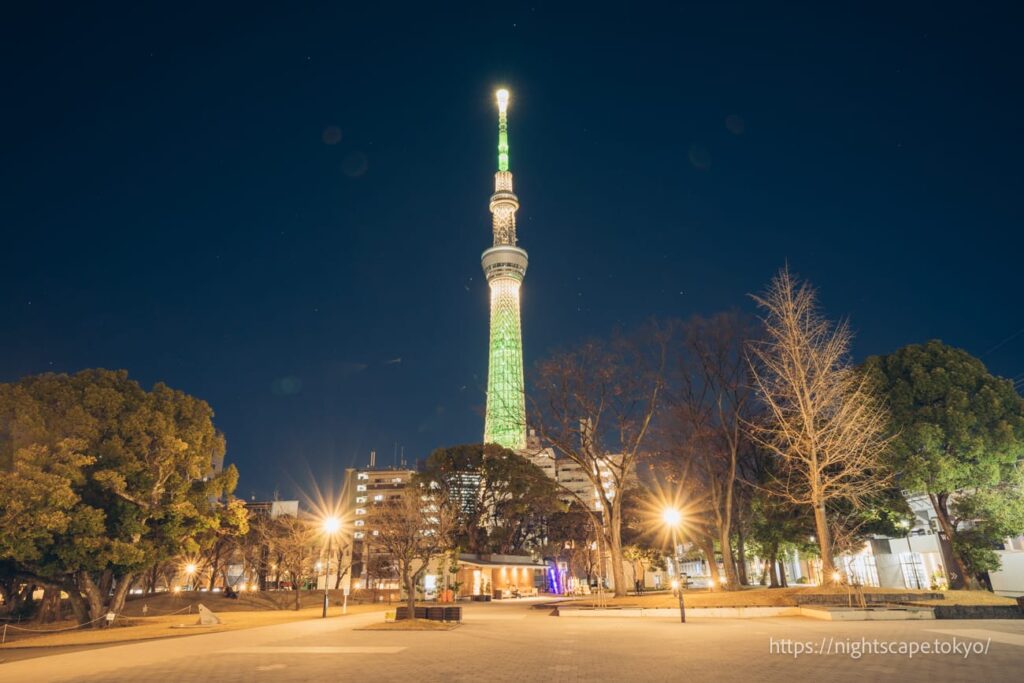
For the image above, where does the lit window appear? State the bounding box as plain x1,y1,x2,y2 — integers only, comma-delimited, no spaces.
356,496,367,504
354,531,364,539
357,473,369,480
374,495,384,501
356,484,367,492
354,520,365,527
356,508,366,515
372,530,380,536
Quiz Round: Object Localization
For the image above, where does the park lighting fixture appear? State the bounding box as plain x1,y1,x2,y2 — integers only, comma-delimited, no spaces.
184,563,197,575
659,505,686,624
832,570,842,583
320,515,342,619
496,88,509,113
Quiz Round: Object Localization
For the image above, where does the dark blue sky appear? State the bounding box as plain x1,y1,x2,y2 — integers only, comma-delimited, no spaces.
4,3,1022,499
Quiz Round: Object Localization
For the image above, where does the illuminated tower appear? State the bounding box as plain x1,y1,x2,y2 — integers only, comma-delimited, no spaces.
482,88,528,450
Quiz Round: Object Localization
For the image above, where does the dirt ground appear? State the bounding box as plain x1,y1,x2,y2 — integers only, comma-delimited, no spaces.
571,586,1018,609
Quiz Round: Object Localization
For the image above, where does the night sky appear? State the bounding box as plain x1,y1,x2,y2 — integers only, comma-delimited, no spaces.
4,4,1023,499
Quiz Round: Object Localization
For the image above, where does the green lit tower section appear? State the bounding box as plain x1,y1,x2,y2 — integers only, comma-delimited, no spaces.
483,88,528,450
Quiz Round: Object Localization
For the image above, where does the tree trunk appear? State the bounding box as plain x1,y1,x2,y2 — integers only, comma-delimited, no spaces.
404,567,416,621
697,534,720,590
736,529,749,586
208,546,221,591
812,501,836,584
108,575,134,619
79,572,107,627
929,492,980,589
36,587,61,623
61,577,89,625
607,514,628,598
777,559,788,588
717,525,739,590
147,565,160,594
767,543,780,588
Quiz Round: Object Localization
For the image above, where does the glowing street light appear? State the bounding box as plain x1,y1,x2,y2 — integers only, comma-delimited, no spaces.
321,516,342,619
660,506,686,624
183,562,197,591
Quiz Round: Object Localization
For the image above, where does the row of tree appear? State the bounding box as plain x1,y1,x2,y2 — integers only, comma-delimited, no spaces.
520,267,1024,595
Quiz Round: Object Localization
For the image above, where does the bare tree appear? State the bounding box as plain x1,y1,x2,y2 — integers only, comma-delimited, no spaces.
264,515,316,609
373,487,456,620
660,313,760,589
748,267,893,583
531,326,667,597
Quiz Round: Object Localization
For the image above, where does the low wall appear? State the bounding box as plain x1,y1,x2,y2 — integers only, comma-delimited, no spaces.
558,606,801,619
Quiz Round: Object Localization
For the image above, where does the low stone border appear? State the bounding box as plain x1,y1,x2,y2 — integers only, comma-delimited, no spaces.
931,605,1023,620
557,605,935,621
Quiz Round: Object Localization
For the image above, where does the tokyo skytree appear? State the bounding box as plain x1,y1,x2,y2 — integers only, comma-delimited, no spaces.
482,88,528,450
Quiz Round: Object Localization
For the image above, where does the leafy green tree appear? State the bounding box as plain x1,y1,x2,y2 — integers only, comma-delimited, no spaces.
865,341,1024,587
418,443,563,555
0,369,237,625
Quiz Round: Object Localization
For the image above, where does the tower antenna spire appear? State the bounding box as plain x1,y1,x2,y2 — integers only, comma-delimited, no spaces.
496,88,510,172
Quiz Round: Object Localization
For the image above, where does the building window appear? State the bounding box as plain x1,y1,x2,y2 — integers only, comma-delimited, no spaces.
356,484,367,492
354,531,364,539
356,508,366,515
357,473,369,480
356,496,367,504
354,520,365,527
374,494,384,501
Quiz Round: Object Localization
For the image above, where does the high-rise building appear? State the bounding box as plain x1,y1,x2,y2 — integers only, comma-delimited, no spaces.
342,465,417,590
483,88,528,450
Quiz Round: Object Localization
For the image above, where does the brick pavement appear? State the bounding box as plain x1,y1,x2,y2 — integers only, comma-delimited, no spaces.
3,599,1023,682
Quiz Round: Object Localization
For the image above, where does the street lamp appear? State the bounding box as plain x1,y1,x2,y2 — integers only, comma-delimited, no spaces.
321,516,342,618
661,507,686,624
184,562,197,591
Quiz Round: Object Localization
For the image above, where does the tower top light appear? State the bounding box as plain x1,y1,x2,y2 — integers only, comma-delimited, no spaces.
496,88,511,172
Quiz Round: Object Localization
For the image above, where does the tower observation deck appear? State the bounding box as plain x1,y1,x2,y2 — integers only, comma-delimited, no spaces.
483,88,528,450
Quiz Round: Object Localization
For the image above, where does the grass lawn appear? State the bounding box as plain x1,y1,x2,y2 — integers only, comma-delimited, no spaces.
569,586,1017,609
0,603,387,649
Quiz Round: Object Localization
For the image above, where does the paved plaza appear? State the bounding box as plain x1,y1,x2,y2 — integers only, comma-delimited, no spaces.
3,599,1023,682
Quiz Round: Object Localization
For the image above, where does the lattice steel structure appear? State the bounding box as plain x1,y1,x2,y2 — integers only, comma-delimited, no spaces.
482,88,528,450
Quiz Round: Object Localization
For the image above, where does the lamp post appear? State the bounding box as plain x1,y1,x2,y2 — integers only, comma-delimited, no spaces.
661,507,686,624
322,516,341,618
184,562,197,592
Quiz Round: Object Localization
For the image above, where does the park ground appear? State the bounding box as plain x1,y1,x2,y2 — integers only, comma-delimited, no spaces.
2,595,1024,682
